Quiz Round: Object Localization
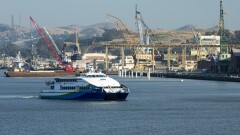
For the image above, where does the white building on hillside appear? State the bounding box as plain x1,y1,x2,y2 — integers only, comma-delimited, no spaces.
82,53,117,62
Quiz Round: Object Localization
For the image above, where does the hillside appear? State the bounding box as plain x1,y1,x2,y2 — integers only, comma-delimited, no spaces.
46,22,115,36
176,24,198,30
1,21,240,59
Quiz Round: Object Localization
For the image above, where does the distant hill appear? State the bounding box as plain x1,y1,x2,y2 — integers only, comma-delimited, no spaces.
87,22,116,29
176,24,198,30
46,22,116,38
0,22,116,47
0,24,11,32
208,25,218,30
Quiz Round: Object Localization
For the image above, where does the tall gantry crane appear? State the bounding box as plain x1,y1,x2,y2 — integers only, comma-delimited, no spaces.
190,27,204,61
135,5,151,46
190,27,199,44
62,30,82,61
216,0,231,74
106,13,140,69
106,13,138,46
106,13,154,70
29,16,74,71
63,30,81,55
43,27,64,58
219,0,229,55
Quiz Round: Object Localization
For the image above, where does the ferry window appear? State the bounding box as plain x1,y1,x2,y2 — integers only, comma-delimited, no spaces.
51,86,54,89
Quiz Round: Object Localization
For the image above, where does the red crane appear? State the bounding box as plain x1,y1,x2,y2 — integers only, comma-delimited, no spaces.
29,16,74,71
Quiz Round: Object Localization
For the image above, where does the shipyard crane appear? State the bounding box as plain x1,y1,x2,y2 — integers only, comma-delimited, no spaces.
62,30,82,61
190,27,202,61
29,16,74,71
43,27,64,58
190,27,199,44
135,5,151,46
135,6,158,70
106,13,142,68
107,13,155,70
62,30,81,54
216,0,231,74
106,13,138,45
218,0,229,55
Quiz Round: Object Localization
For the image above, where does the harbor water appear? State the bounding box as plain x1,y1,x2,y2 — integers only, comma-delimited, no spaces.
0,69,240,135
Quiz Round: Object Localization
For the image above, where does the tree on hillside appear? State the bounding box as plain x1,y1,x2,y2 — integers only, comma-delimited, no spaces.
205,29,235,44
234,30,240,44
102,29,122,41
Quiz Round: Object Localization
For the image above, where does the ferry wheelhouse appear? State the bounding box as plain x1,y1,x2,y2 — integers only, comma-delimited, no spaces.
40,72,129,100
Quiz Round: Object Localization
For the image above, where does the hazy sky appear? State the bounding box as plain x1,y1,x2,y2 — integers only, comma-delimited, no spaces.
1,0,240,30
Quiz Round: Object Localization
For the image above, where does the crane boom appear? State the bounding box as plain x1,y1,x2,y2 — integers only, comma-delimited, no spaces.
29,16,65,68
43,27,63,56
191,27,198,44
106,13,138,45
75,30,81,54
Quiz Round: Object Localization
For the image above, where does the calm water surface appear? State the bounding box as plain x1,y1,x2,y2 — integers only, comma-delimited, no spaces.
0,70,240,135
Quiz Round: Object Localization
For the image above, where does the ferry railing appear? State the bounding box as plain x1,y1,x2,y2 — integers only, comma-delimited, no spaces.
45,81,54,86
121,84,129,92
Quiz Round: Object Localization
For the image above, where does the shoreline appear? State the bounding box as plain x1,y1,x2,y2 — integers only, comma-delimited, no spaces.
162,73,240,82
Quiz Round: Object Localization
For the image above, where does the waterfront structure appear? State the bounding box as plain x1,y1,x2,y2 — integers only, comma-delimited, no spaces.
231,48,240,73
112,55,135,70
215,0,231,74
82,53,117,62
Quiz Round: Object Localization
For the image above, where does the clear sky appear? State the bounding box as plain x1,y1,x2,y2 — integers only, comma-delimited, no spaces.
1,0,240,30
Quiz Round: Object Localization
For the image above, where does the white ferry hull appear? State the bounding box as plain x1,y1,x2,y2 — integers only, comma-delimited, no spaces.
40,72,130,101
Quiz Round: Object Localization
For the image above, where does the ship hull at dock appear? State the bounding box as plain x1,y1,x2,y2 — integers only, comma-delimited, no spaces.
4,70,77,77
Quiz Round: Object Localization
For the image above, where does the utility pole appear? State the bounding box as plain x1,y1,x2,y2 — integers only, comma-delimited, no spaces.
167,46,171,70
105,46,108,70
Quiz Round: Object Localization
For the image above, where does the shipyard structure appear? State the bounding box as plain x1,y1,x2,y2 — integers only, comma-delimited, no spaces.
104,0,240,76
1,0,240,77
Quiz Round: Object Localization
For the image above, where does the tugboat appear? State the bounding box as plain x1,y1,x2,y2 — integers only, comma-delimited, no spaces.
40,72,129,100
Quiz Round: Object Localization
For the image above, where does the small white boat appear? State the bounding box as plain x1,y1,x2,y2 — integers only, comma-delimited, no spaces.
40,72,129,100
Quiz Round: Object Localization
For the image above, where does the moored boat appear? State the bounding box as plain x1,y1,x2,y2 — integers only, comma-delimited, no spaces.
4,70,77,77
40,72,129,100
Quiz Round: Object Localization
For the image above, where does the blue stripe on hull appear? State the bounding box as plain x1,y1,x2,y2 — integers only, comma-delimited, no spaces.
40,91,106,100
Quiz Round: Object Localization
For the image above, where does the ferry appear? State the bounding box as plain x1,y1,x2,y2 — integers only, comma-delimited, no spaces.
40,72,129,100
